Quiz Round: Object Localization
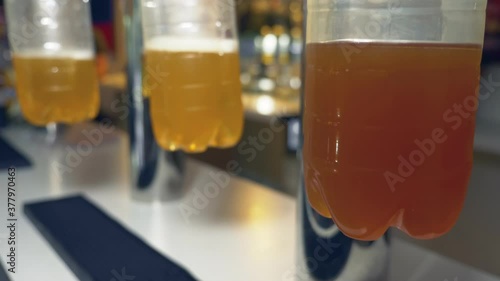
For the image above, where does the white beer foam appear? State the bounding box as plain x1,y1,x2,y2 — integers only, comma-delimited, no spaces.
145,36,238,53
14,49,94,60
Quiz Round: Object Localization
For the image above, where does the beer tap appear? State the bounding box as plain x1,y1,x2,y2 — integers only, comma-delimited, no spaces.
123,1,391,278
296,0,390,279
123,0,185,202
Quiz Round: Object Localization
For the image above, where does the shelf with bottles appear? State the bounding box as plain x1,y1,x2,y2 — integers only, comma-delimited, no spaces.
238,0,303,100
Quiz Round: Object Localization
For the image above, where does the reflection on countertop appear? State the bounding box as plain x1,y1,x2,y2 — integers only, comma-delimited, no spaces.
0,125,499,280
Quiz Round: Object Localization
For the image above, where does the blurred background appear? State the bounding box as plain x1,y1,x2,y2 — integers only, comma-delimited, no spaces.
0,0,499,280
0,0,306,193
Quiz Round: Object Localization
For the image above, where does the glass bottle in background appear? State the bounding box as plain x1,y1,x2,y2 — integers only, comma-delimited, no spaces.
477,0,500,127
141,0,243,153
5,0,99,126
483,0,500,65
239,0,303,97
287,0,303,95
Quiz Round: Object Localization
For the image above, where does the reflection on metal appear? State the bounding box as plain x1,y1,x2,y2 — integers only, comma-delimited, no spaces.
124,0,185,202
297,174,391,281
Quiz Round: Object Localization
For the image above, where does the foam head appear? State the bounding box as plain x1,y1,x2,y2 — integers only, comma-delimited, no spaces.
14,49,95,60
145,36,238,53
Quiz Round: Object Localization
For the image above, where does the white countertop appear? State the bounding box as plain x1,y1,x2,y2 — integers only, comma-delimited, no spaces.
0,125,499,281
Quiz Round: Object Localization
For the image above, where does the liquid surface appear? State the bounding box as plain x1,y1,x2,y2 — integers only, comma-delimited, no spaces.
13,53,100,125
304,41,482,241
143,37,243,153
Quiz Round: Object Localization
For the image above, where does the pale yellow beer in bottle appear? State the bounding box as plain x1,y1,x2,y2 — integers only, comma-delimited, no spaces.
13,51,100,125
5,0,98,125
143,37,243,153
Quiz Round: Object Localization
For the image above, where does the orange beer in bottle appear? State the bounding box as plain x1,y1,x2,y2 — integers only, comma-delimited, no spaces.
304,41,482,241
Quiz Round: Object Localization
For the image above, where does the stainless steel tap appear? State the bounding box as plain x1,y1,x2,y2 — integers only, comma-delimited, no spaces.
123,0,185,202
295,1,390,279
123,0,390,277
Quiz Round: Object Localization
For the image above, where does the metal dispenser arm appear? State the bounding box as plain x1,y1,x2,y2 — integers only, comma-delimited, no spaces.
296,1,390,280
124,0,185,202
